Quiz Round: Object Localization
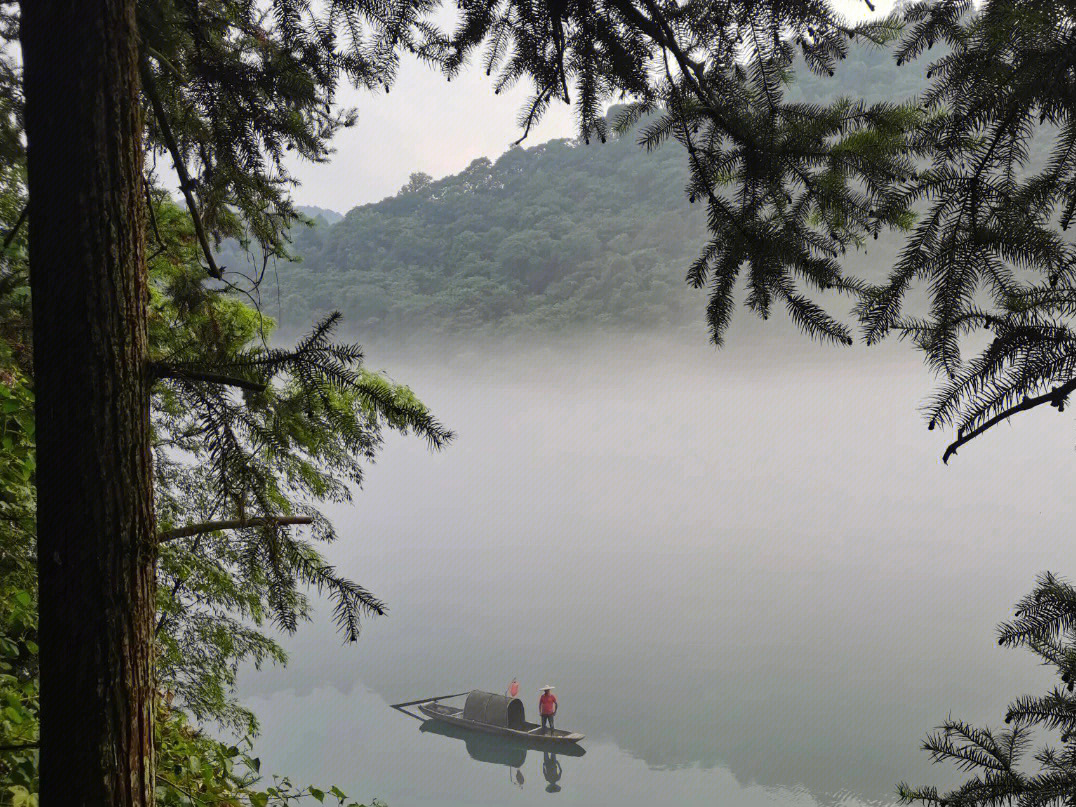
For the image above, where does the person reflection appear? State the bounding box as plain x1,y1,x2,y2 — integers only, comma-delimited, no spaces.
542,751,562,793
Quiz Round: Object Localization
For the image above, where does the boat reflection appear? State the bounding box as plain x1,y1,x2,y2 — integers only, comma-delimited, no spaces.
418,719,583,793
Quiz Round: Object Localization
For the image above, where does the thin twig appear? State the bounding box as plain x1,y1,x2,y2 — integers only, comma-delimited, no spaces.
611,0,716,109
139,59,223,279
144,179,165,257
153,424,212,448
156,775,199,801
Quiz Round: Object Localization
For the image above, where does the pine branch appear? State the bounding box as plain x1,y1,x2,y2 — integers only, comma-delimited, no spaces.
941,376,1076,463
611,0,716,111
139,59,223,280
151,362,267,393
159,516,314,542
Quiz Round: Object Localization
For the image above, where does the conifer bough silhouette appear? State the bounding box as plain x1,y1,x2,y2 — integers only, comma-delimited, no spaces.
898,573,1076,807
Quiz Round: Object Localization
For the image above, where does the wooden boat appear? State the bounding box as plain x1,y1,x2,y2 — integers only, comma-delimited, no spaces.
413,690,585,746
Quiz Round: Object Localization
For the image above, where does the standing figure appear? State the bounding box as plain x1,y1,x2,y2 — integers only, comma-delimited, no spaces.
538,685,557,734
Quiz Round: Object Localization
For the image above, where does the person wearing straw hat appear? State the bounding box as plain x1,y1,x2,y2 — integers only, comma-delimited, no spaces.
538,686,558,734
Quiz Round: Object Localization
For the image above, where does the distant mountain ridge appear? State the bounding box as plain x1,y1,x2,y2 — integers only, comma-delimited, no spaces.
242,44,930,340
296,206,343,225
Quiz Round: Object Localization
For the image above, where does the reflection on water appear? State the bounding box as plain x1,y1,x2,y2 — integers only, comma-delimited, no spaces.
412,715,586,761
242,682,917,806
543,752,563,793
237,336,1076,807
414,718,578,794
395,692,586,796
420,721,528,769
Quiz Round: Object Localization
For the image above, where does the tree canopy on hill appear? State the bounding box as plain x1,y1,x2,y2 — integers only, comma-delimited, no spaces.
243,119,706,338
249,41,929,340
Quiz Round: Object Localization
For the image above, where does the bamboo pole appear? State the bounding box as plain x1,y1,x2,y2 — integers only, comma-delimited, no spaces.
390,691,470,709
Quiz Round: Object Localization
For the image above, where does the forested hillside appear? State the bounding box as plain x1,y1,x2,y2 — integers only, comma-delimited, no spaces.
245,44,929,339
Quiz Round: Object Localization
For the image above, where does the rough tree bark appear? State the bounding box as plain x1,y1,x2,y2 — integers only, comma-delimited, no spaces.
22,1,157,805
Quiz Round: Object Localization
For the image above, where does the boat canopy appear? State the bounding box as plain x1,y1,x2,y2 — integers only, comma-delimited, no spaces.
463,690,525,729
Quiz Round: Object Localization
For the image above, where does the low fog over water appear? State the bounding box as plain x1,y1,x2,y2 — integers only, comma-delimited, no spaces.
237,325,1074,806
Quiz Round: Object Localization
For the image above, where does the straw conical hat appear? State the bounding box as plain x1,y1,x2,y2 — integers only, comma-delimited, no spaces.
540,685,555,690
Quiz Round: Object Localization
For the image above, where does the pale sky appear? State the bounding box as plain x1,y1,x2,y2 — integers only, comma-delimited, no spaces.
285,0,899,213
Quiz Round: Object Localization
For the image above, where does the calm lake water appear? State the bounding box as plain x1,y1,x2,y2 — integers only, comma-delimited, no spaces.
237,330,1075,807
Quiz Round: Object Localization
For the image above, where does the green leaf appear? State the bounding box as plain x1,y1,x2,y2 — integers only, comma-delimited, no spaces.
310,786,325,802
249,792,269,807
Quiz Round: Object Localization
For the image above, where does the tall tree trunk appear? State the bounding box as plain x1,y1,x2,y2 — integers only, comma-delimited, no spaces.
21,1,156,805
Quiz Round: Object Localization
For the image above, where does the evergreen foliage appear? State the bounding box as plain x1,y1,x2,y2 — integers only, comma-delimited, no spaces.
147,196,450,737
855,1,1076,462
255,0,1076,460
230,42,931,341
132,0,929,352
430,0,1076,458
439,0,923,347
899,574,1076,807
136,0,441,273
5,0,457,800
0,169,442,801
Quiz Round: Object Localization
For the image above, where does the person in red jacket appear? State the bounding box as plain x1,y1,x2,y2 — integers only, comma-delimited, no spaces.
538,686,558,734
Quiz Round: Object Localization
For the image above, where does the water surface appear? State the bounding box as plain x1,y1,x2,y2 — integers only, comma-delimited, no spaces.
239,332,1074,806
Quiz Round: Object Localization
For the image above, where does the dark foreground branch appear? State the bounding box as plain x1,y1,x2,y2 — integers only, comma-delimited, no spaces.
139,60,223,280
943,377,1076,463
151,362,267,392
159,516,314,542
